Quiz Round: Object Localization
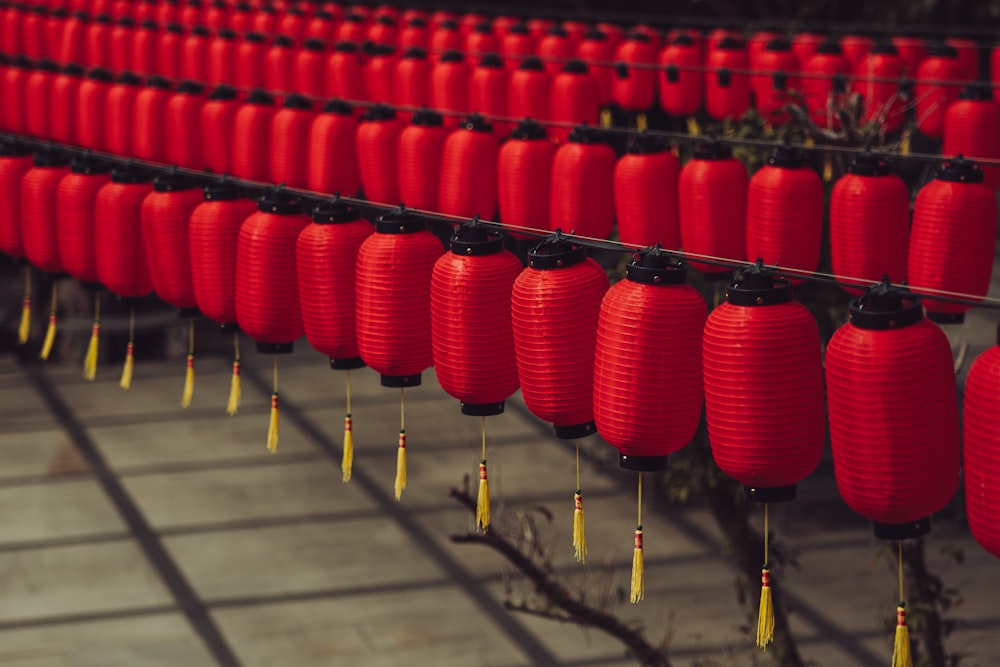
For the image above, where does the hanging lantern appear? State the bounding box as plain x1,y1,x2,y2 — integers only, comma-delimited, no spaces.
76,66,114,152
84,14,113,67
356,207,445,500
207,28,237,86
750,38,799,125
574,28,614,106
355,104,403,205
180,25,210,83
469,53,509,138
397,109,446,213
20,7,45,60
203,0,228,31
438,115,499,220
508,56,550,124
270,94,315,189
943,84,1000,191
550,127,616,239
307,98,360,197
228,3,253,34
399,17,429,51
108,16,134,73
915,44,965,140
21,149,72,276
394,46,431,122
908,157,998,323
133,78,173,166
790,32,823,66
428,18,461,62
233,32,267,91
497,119,555,239
464,20,496,57
57,154,112,287
550,59,600,144
430,221,522,529
430,49,470,129
853,41,905,134
265,35,297,93
105,71,142,157
155,23,183,80
327,40,367,103
839,33,872,70
891,36,927,75
250,6,278,36
801,39,850,130
614,134,680,249
202,84,240,175
945,36,979,80
748,28,783,68
0,5,23,58
278,7,308,41
830,153,910,295
178,1,201,29
0,56,30,136
165,80,205,170
745,147,824,279
500,22,534,72
658,33,703,119
963,326,1000,559
527,18,553,41
306,10,336,43
24,59,57,141
131,19,158,77
50,64,84,146
295,38,328,99
156,2,179,28
611,31,658,115
363,42,397,104
231,89,277,183
705,36,751,121
537,24,574,76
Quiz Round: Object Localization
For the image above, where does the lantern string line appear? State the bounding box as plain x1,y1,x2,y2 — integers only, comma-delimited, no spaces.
6,133,1000,312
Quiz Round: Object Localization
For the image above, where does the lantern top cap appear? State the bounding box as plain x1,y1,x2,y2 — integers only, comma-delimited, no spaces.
111,164,154,184
671,33,695,46
36,59,59,72
626,246,688,286
479,52,504,68
62,63,85,75
322,98,354,114
716,35,745,50
375,14,394,25
217,28,237,39
402,45,427,58
283,93,313,110
510,119,547,140
116,16,134,26
312,197,361,224
191,25,210,36
764,37,792,51
273,34,295,47
139,18,158,30
406,17,427,27
927,42,959,58
334,40,358,52
115,70,142,85
257,187,303,214
937,156,985,183
246,88,274,105
545,24,568,37
176,79,204,95
31,149,71,169
583,27,606,41
450,217,505,256
959,83,993,101
517,55,545,71
508,22,529,34
0,141,32,158
438,18,458,29
440,49,464,62
473,20,492,33
528,231,588,270
86,66,114,82
848,151,894,176
153,168,197,192
360,104,397,122
626,132,668,154
303,37,326,51
374,206,427,234
767,145,808,168
203,177,244,201
816,38,843,54
146,75,173,91
726,260,794,305
208,84,238,100
561,58,589,74
411,109,444,126
693,138,733,160
849,278,923,330
70,153,111,174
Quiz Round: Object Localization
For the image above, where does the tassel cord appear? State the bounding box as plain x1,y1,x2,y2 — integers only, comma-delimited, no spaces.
83,292,101,381
181,319,195,408
119,304,135,389
341,369,354,482
476,415,490,532
40,282,58,360
630,473,644,604
572,439,587,563
266,355,279,453
226,332,241,416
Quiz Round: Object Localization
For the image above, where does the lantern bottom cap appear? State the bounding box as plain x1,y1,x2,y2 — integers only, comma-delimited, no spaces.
926,311,965,325
330,357,366,370
744,484,797,503
380,373,422,388
461,401,505,416
177,307,202,319
255,342,295,354
554,421,597,440
218,322,241,334
872,517,931,541
47,271,71,281
80,281,103,293
618,453,668,472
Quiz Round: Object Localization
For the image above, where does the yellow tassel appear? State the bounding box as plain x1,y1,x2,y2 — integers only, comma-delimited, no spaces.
573,491,587,563
119,342,134,389
266,392,279,453
83,322,100,381
630,527,644,603
636,112,648,132
892,603,912,667
17,296,30,345
600,109,612,128
181,354,195,408
476,460,490,531
686,116,700,136
39,313,57,360
756,567,775,648
823,154,833,182
341,413,354,482
227,361,241,415
394,429,406,501
900,131,912,156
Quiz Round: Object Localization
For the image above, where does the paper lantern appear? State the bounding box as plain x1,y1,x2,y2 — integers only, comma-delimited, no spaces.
327,40,367,102
830,153,910,294
306,10,336,42
355,104,402,205
497,119,555,239
0,56,29,135
0,5,24,57
57,155,112,287
76,66,114,152
550,127,616,239
537,24,575,76
945,36,979,79
108,16,133,73
916,44,965,139
363,43,397,104
307,99,360,197
839,34,872,69
428,17,461,61
23,59,57,141
393,46,431,121
133,76,173,165
500,22,534,71
231,32,265,91
270,94,315,189
908,157,998,323
439,115,498,221
49,64,84,146
943,84,1000,191
265,35,296,92
748,29,782,68
131,19,158,77
658,33,703,118
892,35,927,75
278,7,308,41
745,147,824,279
549,59,600,144
508,56,550,124
61,12,91,66
963,326,1000,559
469,53,509,137
399,17,429,51
853,41,905,133
751,38,798,124
611,32,658,113
294,38,327,98
104,71,141,157
203,1,228,31
801,39,850,129
705,36,751,121
21,150,72,275
180,25,210,82
231,89,276,183
575,28,614,106
613,134,680,249
464,20,497,57
94,165,155,299
201,84,239,175
430,49,469,128
165,80,205,170
397,110,446,213
790,32,823,66
140,172,202,314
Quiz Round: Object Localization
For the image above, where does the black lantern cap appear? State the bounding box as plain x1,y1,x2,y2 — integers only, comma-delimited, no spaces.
693,138,734,160
311,197,361,224
626,245,688,286
70,153,111,174
450,217,504,256
872,517,931,540
283,93,313,110
745,484,797,503
153,168,197,192
848,151,893,177
626,132,667,154
726,259,794,306
375,206,426,234
619,452,668,471
111,164,154,184
528,231,588,270
411,108,444,126
257,186,303,214
937,155,985,183
203,176,244,201
461,113,493,133
403,46,427,59
246,88,274,105
360,104,396,122
208,84,238,100
562,58,589,74
31,149,71,168
322,98,353,115
518,55,544,71
510,119,547,140
767,145,807,168
848,277,923,330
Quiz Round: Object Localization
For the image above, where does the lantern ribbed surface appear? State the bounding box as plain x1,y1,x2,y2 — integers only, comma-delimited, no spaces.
201,85,239,175
801,41,850,129
508,57,550,124
497,120,555,238
57,157,111,285
364,45,397,105
356,106,403,206
94,168,154,299
611,33,658,112
132,22,158,77
158,23,183,80
750,39,798,124
908,158,998,323
50,66,83,146
133,77,172,165
613,136,680,249
394,47,431,120
439,117,499,220
943,86,1000,191
180,26,209,83
746,148,823,279
576,30,614,105
397,111,446,213
109,18,133,73
550,129,616,239
431,50,470,128
165,81,205,171
21,153,71,274
355,211,444,384
430,224,522,412
963,334,1000,559
825,287,960,534
190,183,256,325
231,90,276,183
270,95,315,190
24,63,54,141
830,154,910,295
140,175,202,312
207,29,237,86
105,72,141,157
235,192,310,349
1,60,29,135
76,68,113,152
916,47,965,139
308,100,360,197
469,54,509,137
703,269,824,492
853,43,904,134
658,34,702,117
296,200,372,367
234,33,267,91
327,41,367,102
594,253,705,469
549,60,599,144
0,146,34,259
295,39,328,99
705,38,750,121
511,239,608,438
264,36,295,92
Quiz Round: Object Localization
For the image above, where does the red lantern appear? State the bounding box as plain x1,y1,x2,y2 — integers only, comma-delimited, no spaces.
908,157,999,323
892,35,927,75
397,109,446,213
21,150,71,277
295,38,328,98
801,39,850,129
140,173,202,314
297,198,372,367
430,49,469,128
278,7,308,41
178,1,201,29
231,89,277,183
790,32,823,67
508,56,550,124
703,264,824,497
497,119,554,238
94,165,155,299
575,28,614,106
439,115,499,220
428,18,461,62
839,34,872,70
270,94,315,189
945,36,979,80
355,105,402,205
658,33,703,118
705,36,751,121
156,2,179,28
363,42,397,104
203,0,228,31
180,25,210,83
992,46,1000,104
158,22,184,80
104,71,141,157
0,56,30,135
549,59,600,144
234,32,267,91
394,46,430,121
76,66,114,152
133,76,172,165
826,282,959,537
108,16,133,73
0,5,23,57
229,2,253,34
190,179,256,327
131,19,158,77
853,41,905,134
57,155,112,286
265,35,296,93
943,84,1000,191
748,29,782,68
750,38,799,124
399,17,429,51
207,28,237,86
916,44,965,139
537,24,574,77
21,6,45,60
0,143,33,261
327,40,367,102
165,80,205,170
550,127,616,239
745,147,824,279
464,21,496,57
512,236,608,438
24,59,57,141
308,99,360,197
611,32,658,113
500,22,534,72
613,134,680,250
306,10,336,43
963,326,1000,559
202,84,240,175
469,53,509,137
